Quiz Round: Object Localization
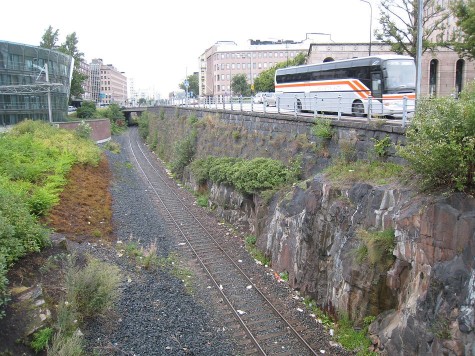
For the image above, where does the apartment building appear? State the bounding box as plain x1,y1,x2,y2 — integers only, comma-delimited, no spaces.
199,39,311,98
88,58,127,106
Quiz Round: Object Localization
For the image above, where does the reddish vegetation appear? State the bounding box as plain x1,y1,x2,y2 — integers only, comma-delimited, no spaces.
43,154,115,244
0,156,115,355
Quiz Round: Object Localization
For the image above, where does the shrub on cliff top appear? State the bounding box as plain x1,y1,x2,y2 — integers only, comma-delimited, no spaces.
398,83,475,192
191,156,299,194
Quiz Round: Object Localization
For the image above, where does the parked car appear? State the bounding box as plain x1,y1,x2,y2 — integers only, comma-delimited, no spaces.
253,92,276,106
68,106,76,113
253,92,267,104
264,92,276,107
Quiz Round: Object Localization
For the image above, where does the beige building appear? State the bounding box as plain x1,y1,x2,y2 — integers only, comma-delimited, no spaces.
307,42,473,98
199,39,311,98
87,58,127,106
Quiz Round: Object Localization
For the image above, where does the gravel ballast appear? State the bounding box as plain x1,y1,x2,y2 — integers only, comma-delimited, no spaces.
78,130,354,356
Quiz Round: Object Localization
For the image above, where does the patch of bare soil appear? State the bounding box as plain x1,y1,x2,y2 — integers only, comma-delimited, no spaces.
0,154,115,355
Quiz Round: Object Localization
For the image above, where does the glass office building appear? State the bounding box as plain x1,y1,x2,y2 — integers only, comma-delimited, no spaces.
0,40,74,125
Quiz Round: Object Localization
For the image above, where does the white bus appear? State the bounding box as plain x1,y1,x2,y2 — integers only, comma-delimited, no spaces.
274,55,416,118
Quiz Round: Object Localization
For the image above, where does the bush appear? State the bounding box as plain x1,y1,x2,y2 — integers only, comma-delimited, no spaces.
31,327,54,352
66,257,121,319
171,129,197,177
190,156,299,195
75,121,92,140
312,117,333,139
355,228,395,269
398,83,475,192
76,101,96,119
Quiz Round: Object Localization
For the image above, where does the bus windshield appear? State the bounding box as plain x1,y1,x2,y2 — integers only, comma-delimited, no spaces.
384,59,416,90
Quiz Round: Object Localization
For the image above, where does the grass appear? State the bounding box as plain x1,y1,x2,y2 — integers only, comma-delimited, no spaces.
335,315,376,356
324,159,404,186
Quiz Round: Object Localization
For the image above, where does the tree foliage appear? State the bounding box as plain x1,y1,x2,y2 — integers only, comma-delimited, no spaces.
375,0,449,57
451,0,475,59
253,52,307,92
179,73,199,97
40,26,59,49
231,74,250,96
398,82,475,192
76,101,97,119
40,27,87,102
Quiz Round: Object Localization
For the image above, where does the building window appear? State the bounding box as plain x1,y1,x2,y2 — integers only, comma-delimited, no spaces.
455,59,465,96
429,59,439,97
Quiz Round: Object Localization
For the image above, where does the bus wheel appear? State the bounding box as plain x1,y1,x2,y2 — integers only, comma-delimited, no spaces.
296,99,302,112
352,101,365,117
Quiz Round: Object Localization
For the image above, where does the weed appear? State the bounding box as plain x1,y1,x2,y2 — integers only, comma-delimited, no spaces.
244,235,270,266
279,271,289,281
47,331,83,356
335,314,376,355
30,327,53,352
65,256,121,319
355,228,395,269
371,135,392,158
430,316,452,339
324,159,403,186
196,194,208,208
232,131,241,140
140,242,159,270
312,117,333,139
75,121,92,140
103,140,121,154
303,297,334,328
124,242,142,259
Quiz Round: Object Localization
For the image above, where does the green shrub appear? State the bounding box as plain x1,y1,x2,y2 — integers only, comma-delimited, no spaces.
371,135,392,158
190,156,299,194
103,140,121,154
75,121,92,140
76,100,96,119
65,257,121,319
171,129,197,177
137,112,151,139
312,117,333,139
398,83,475,192
335,314,376,355
196,194,208,207
31,327,54,352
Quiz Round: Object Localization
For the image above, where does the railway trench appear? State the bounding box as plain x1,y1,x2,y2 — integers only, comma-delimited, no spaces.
117,126,354,356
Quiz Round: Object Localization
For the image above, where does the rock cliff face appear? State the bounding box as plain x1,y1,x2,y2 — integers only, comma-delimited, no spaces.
191,173,475,355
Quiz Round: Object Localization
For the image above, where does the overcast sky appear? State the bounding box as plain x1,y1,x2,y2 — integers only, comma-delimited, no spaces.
1,0,379,98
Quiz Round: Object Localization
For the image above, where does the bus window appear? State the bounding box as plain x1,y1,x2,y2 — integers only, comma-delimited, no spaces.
371,72,382,98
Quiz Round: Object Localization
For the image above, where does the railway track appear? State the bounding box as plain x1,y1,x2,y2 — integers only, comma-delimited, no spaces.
124,127,332,355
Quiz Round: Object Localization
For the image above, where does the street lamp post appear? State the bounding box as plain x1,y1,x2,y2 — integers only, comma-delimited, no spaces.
360,0,373,56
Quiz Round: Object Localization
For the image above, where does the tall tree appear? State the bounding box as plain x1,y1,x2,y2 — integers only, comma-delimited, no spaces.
451,0,475,59
375,0,449,57
40,29,88,102
40,26,59,49
231,74,250,96
57,32,87,101
179,73,199,97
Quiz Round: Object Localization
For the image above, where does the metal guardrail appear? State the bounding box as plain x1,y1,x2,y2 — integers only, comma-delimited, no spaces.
167,94,415,127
